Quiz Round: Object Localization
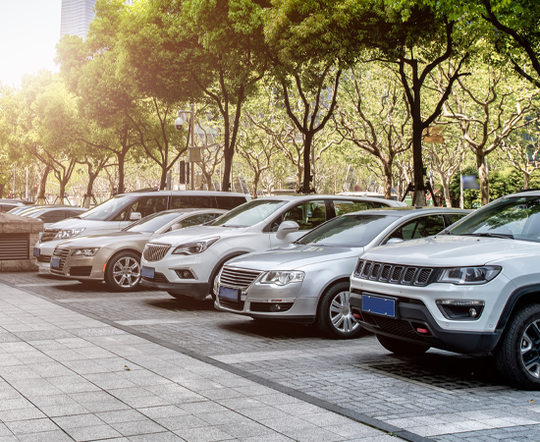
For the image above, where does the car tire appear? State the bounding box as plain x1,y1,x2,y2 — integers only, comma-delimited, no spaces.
316,281,365,339
494,304,540,389
376,334,430,356
104,251,141,292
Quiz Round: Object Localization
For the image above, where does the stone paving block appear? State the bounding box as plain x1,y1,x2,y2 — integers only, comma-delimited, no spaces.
138,405,188,419
63,423,124,442
173,426,235,442
129,432,189,442
153,414,209,432
5,417,61,435
16,430,76,442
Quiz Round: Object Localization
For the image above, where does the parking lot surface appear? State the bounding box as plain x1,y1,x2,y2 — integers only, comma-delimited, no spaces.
2,270,540,441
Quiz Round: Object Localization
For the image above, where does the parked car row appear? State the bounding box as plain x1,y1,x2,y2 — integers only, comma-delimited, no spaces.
33,189,540,389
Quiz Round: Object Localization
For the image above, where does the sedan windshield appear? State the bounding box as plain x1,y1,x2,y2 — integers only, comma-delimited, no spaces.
296,214,399,247
124,211,182,233
211,200,287,227
449,195,540,242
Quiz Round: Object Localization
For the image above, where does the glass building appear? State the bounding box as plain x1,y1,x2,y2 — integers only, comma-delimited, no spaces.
60,0,97,38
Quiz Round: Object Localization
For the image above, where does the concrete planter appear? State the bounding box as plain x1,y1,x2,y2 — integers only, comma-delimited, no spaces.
0,212,43,271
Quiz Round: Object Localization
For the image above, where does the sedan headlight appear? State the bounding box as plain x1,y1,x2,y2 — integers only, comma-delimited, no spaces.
259,271,305,286
172,237,220,255
54,228,86,240
72,248,100,257
437,266,501,285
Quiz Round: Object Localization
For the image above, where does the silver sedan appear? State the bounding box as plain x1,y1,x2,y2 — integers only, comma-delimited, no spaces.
215,207,470,338
49,208,227,291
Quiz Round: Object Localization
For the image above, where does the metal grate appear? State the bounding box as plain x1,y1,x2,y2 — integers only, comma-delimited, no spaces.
52,248,69,271
143,243,171,262
220,266,263,289
41,229,60,242
355,260,435,287
0,234,29,260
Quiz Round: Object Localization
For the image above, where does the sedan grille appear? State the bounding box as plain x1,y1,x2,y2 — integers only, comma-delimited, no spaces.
354,259,434,287
143,243,171,262
41,228,60,242
52,248,70,271
220,266,263,289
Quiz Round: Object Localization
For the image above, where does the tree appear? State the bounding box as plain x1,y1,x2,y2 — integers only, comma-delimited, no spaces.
501,125,540,190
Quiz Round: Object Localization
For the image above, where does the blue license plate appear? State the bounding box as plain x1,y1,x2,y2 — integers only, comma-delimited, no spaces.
141,266,155,278
219,286,239,302
33,247,41,257
362,294,396,318
51,256,61,268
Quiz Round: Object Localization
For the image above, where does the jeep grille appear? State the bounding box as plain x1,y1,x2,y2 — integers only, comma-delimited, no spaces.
354,259,434,287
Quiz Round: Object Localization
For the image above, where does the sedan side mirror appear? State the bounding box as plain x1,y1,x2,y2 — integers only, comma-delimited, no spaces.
386,237,404,245
276,220,299,240
130,212,142,221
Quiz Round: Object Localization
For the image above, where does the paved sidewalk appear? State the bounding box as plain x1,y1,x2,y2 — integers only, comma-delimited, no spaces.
0,283,400,442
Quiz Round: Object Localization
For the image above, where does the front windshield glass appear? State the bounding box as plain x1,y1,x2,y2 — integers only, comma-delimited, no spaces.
124,211,182,233
296,214,398,247
449,195,540,242
78,196,135,221
211,200,287,227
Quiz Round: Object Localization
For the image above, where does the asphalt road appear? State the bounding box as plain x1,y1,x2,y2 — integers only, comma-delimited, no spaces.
3,270,540,442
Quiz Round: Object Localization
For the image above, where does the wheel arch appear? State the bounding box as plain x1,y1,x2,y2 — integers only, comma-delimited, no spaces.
496,283,540,336
105,248,142,267
315,277,350,312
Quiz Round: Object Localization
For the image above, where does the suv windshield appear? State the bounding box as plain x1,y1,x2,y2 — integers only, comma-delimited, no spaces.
211,200,287,227
124,211,181,233
78,196,136,221
296,214,398,247
449,195,540,242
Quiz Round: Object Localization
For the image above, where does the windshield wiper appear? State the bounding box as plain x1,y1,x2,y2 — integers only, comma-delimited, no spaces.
438,228,453,235
462,232,514,239
220,224,247,228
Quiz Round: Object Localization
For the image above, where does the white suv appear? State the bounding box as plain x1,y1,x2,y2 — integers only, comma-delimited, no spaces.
349,190,540,389
140,195,406,300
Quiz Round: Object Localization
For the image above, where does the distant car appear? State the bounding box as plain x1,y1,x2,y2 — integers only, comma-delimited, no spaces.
49,208,227,292
215,207,470,338
0,199,33,212
19,206,87,227
140,195,407,301
34,190,251,263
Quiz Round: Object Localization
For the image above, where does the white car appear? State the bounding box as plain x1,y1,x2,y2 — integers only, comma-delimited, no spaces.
215,207,469,338
33,190,250,264
349,190,540,389
140,195,407,300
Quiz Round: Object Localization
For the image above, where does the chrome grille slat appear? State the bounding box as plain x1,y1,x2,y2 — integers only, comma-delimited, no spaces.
143,243,171,262
52,248,70,271
220,266,263,289
356,260,435,287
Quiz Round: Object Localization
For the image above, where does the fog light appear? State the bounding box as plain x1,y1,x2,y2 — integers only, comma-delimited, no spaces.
269,304,282,312
436,299,485,320
469,307,478,318
175,269,195,279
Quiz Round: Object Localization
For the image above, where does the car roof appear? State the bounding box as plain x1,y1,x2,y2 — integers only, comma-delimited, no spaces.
115,190,249,197
250,195,403,203
342,207,471,217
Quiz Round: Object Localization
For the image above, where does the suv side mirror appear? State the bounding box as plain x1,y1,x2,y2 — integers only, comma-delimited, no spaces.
130,212,142,221
276,221,299,240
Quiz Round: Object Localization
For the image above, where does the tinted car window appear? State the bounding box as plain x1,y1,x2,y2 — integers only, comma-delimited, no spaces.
387,215,445,241
333,200,370,216
171,195,215,209
80,195,136,221
213,200,287,227
114,196,168,221
38,210,68,223
215,196,249,210
446,213,467,226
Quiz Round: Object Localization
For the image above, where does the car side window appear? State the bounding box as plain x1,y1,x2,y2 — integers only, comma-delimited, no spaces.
114,196,168,221
388,215,446,241
446,213,466,226
40,210,67,223
333,200,370,216
171,195,214,209
271,200,326,232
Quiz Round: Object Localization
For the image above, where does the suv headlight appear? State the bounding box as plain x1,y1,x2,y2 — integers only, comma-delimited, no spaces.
54,228,86,240
259,271,305,286
172,237,219,255
72,248,100,257
437,266,501,285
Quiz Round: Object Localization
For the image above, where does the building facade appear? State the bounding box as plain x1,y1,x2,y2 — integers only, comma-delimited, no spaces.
60,0,97,38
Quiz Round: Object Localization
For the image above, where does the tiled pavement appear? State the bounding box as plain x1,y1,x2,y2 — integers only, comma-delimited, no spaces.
0,282,402,442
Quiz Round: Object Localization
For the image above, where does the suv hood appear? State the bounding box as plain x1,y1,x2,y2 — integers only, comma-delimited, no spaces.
46,219,114,233
56,231,148,249
362,235,539,267
150,225,250,245
226,244,363,271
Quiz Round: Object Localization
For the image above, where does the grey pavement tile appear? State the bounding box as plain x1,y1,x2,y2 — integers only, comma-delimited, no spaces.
198,411,255,426
0,397,35,412
61,360,113,375
119,393,171,409
179,401,229,415
215,397,267,411
53,413,106,429
0,424,12,437
153,415,209,432
0,436,19,442
274,402,326,416
109,419,168,437
201,388,246,402
238,436,294,442
323,422,391,438
237,407,291,421
129,432,188,442
138,405,189,419
281,427,345,442
95,409,150,424
16,430,76,442
260,416,315,433
109,387,156,401
5,417,61,435
215,421,275,438
173,426,235,442
64,424,124,442
0,407,46,422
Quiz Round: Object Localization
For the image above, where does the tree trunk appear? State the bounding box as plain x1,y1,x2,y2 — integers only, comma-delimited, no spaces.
412,123,426,206
383,161,393,200
300,132,315,194
476,152,489,206
117,152,126,194
36,166,50,204
0,183,4,199
524,173,530,190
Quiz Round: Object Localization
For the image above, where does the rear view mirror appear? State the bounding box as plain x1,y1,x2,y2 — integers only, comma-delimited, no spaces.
130,212,142,221
386,237,404,245
276,221,299,240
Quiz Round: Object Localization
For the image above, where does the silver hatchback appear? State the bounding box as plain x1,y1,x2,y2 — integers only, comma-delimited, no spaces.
215,207,470,338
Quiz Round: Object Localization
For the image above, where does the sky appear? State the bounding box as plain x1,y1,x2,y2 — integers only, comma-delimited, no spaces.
0,0,62,88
